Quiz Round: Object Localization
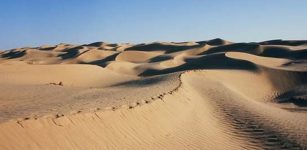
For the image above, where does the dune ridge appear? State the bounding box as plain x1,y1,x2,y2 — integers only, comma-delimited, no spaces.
0,39,307,149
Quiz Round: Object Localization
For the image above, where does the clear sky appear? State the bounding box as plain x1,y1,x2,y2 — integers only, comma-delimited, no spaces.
0,0,306,50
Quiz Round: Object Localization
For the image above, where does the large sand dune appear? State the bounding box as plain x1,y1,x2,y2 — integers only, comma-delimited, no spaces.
0,39,307,149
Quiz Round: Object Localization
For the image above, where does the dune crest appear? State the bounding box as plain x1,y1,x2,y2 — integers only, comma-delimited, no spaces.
1,39,307,149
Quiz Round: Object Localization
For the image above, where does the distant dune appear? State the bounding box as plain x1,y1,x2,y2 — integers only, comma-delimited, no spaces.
1,39,307,149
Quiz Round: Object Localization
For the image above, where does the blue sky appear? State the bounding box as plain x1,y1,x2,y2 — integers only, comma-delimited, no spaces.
0,0,306,50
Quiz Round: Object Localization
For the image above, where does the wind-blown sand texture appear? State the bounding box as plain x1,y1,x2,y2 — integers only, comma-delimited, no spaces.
1,38,307,150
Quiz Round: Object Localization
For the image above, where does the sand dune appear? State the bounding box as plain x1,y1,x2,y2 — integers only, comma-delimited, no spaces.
0,39,307,149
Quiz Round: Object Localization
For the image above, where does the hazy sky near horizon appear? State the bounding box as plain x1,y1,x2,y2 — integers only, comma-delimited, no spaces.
0,0,306,50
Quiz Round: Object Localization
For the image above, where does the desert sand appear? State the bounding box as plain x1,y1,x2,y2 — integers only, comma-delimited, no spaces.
0,38,307,150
